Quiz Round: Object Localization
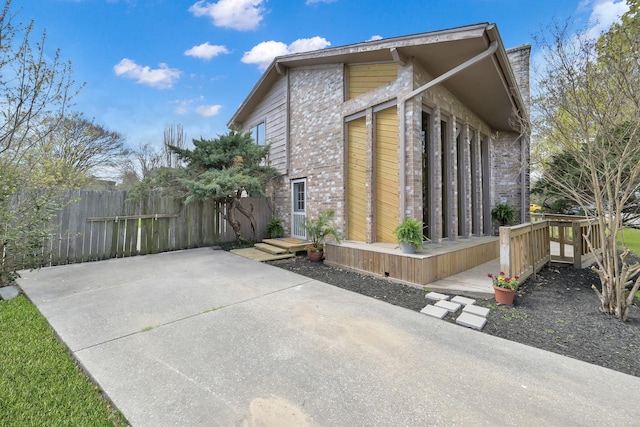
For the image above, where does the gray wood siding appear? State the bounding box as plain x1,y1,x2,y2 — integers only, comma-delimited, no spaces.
241,76,288,173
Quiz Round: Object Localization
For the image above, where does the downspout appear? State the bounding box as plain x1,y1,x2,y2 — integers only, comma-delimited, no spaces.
398,40,498,217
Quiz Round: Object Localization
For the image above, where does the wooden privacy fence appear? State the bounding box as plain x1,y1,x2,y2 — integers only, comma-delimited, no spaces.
40,190,270,266
500,217,602,284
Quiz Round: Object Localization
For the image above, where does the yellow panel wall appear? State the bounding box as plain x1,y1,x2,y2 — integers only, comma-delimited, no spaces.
375,106,399,243
347,117,367,241
348,63,398,99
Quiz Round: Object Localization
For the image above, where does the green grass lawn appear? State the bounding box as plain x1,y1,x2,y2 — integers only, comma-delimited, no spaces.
0,295,128,427
619,227,640,255
618,228,640,301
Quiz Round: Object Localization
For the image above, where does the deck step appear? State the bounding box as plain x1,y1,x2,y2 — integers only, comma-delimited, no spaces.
262,238,309,253
254,243,288,254
230,247,296,262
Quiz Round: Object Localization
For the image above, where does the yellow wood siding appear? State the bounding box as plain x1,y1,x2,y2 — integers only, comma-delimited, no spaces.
348,63,398,99
347,117,367,241
375,106,399,243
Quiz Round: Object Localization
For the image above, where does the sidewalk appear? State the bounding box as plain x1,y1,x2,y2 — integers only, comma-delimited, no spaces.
18,248,640,426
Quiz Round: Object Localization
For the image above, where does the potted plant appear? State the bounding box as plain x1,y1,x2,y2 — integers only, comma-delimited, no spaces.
491,203,515,226
302,209,341,261
265,217,284,238
393,218,425,254
488,272,519,305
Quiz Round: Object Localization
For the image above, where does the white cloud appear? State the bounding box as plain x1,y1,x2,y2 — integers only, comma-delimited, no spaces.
242,36,331,70
113,58,181,89
171,99,193,115
195,104,222,117
189,0,265,31
368,35,383,41
184,42,230,60
585,0,629,39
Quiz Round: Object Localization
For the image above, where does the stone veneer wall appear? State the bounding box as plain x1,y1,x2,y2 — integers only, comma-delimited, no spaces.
282,64,345,235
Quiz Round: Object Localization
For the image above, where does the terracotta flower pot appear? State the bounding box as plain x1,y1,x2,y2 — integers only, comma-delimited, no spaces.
493,285,516,305
307,250,324,262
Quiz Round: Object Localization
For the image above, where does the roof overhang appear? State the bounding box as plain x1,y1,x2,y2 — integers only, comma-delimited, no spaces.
229,23,527,132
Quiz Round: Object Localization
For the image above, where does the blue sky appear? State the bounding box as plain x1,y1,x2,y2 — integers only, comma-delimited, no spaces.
17,0,629,150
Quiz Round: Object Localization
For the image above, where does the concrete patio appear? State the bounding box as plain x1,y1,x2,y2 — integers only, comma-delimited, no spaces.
17,248,640,426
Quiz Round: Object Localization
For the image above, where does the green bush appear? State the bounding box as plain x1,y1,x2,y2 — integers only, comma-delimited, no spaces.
266,217,284,238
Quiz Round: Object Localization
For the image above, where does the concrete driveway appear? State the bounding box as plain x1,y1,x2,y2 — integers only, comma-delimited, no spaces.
18,248,640,426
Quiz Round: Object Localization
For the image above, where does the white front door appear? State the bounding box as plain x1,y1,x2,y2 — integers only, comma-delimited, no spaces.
291,179,306,239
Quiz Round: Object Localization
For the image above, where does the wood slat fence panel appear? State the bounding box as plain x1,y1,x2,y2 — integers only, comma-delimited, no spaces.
15,190,270,267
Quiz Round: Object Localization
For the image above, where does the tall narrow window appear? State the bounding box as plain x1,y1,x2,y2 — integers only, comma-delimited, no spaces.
250,122,266,145
470,129,480,235
481,134,491,235
422,110,432,240
457,128,466,237
441,118,449,239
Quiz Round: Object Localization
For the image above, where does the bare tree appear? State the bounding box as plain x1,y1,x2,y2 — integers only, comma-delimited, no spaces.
162,123,186,168
534,9,640,321
118,142,164,188
31,113,128,186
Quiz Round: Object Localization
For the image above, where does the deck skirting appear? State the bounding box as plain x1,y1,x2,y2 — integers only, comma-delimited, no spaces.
324,238,499,287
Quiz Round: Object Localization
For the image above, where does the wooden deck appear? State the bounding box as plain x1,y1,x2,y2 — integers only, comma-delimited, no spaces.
324,237,500,294
262,238,309,253
230,238,308,262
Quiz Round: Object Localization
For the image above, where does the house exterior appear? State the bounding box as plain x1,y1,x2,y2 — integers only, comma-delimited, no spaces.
229,23,530,248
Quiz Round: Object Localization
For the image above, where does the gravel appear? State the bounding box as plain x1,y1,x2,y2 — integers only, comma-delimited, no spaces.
268,256,640,378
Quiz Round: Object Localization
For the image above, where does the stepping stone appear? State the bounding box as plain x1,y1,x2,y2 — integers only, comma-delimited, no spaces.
456,312,487,330
434,300,461,314
0,286,19,301
425,291,450,301
420,305,448,319
463,304,490,318
451,295,476,306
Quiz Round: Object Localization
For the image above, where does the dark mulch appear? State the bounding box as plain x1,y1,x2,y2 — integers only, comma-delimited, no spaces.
268,256,640,378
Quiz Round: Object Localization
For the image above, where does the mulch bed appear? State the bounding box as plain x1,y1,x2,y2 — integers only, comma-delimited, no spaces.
268,256,640,378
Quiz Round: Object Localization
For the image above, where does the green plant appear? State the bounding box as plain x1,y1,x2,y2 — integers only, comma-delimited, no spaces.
393,218,425,249
491,203,516,226
488,272,520,290
266,217,284,238
302,209,341,251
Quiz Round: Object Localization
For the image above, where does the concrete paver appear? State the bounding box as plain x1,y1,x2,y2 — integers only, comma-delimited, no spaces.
420,304,449,319
424,291,450,301
434,299,462,313
451,295,476,306
17,248,640,426
0,285,19,300
463,304,491,317
456,312,488,330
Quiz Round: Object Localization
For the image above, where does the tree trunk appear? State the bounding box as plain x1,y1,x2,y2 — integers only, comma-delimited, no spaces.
224,198,246,243
234,198,256,241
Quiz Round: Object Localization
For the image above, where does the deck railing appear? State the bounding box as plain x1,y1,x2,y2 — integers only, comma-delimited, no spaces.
499,221,550,283
500,215,602,283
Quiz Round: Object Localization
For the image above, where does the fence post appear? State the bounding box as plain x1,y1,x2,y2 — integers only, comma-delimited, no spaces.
499,226,512,277
573,221,582,269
